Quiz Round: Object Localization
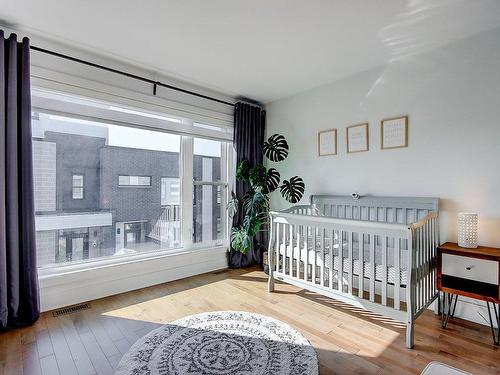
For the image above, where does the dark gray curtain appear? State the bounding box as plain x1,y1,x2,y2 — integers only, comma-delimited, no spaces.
0,31,39,330
229,102,266,268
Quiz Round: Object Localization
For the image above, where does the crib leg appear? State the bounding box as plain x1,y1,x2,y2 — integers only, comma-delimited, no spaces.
433,293,440,315
268,276,275,292
406,319,415,349
268,251,275,292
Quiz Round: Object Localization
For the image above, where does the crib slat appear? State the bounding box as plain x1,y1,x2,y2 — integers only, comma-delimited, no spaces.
296,225,301,279
431,219,435,296
312,226,317,285
424,221,429,305
304,226,309,282
289,224,293,277
320,228,325,286
421,226,425,310
382,235,387,306
348,231,353,295
329,229,334,289
276,223,281,273
369,234,375,302
394,237,401,310
427,220,432,301
421,223,425,307
338,230,344,292
423,224,427,309
416,227,420,311
422,223,426,307
358,233,364,298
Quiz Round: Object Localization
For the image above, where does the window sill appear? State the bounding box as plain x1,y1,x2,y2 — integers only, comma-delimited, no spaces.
117,185,152,188
38,245,228,279
38,245,229,311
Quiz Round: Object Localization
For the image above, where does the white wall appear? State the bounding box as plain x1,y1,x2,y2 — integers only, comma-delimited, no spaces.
268,27,500,246
267,27,500,325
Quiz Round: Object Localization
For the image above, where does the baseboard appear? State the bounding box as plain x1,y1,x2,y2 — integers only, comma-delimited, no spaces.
448,297,496,327
39,247,228,312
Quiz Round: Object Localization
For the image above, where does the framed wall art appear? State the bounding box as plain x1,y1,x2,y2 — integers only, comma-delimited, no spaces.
346,123,369,153
318,129,337,156
381,115,408,150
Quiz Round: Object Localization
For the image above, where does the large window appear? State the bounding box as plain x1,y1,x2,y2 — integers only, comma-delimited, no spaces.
31,89,232,271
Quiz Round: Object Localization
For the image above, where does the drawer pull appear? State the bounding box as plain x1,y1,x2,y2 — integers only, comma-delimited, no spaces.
465,266,472,271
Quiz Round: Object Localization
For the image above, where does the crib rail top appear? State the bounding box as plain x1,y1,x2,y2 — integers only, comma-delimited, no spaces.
310,195,439,211
276,194,439,226
269,210,411,237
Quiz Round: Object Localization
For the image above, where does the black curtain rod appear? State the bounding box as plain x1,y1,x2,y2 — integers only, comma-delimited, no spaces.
30,45,235,107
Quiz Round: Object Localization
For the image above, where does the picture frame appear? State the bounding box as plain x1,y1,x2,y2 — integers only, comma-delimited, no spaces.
318,129,337,156
346,123,369,153
381,115,408,150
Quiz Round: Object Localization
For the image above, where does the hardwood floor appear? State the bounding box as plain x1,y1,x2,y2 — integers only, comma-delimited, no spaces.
1,268,499,374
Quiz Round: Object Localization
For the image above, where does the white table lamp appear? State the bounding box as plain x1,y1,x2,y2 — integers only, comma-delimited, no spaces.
457,213,478,248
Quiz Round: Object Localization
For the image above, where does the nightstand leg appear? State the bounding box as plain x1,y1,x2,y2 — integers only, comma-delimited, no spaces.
441,293,458,329
486,302,499,346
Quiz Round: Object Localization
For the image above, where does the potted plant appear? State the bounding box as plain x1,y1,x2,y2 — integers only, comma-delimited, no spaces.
227,134,305,271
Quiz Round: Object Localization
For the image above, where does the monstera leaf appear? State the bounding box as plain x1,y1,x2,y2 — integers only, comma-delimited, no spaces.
263,134,289,162
280,176,305,203
249,166,281,195
230,227,252,254
236,159,250,182
249,165,267,190
243,190,267,216
243,214,263,237
264,168,280,194
227,192,239,217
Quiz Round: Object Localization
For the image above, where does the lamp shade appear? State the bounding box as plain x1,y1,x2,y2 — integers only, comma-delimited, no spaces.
457,213,478,248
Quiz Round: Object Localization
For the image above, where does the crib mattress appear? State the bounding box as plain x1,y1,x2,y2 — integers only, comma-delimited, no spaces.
277,240,408,286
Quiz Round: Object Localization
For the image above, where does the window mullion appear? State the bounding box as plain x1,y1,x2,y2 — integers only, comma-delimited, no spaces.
181,135,194,250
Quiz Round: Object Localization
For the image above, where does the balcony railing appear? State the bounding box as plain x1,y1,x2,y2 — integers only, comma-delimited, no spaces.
149,204,181,247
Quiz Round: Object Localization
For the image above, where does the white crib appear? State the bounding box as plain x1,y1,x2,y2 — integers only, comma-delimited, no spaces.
267,195,440,348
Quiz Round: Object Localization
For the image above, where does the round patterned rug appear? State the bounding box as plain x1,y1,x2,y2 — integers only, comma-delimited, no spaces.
114,311,318,375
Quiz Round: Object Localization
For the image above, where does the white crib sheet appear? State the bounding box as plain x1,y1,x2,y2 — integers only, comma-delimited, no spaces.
277,238,408,286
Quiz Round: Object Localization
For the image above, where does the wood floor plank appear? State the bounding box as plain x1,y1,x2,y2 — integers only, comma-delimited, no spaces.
39,354,60,375
57,315,96,375
1,268,499,375
0,330,23,375
45,314,79,375
112,337,131,356
35,329,53,359
81,309,121,359
22,342,42,375
79,330,114,375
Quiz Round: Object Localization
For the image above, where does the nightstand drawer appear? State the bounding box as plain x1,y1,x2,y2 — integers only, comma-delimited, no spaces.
442,254,498,285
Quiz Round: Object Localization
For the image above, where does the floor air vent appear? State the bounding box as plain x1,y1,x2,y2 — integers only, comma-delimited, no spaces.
52,303,90,317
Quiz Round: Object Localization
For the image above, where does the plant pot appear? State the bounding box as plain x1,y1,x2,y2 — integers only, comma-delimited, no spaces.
262,251,269,274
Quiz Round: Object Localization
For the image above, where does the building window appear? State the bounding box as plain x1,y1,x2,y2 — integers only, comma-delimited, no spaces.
216,185,222,204
161,177,180,206
72,174,84,199
118,175,151,187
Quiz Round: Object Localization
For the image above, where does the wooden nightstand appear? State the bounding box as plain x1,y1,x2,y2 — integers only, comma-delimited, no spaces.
437,242,500,345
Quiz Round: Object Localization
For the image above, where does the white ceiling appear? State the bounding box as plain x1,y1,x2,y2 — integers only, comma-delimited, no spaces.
2,0,500,103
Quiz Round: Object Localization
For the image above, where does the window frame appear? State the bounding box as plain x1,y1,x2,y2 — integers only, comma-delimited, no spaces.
117,175,152,188
191,138,231,248
32,88,233,275
72,174,84,200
